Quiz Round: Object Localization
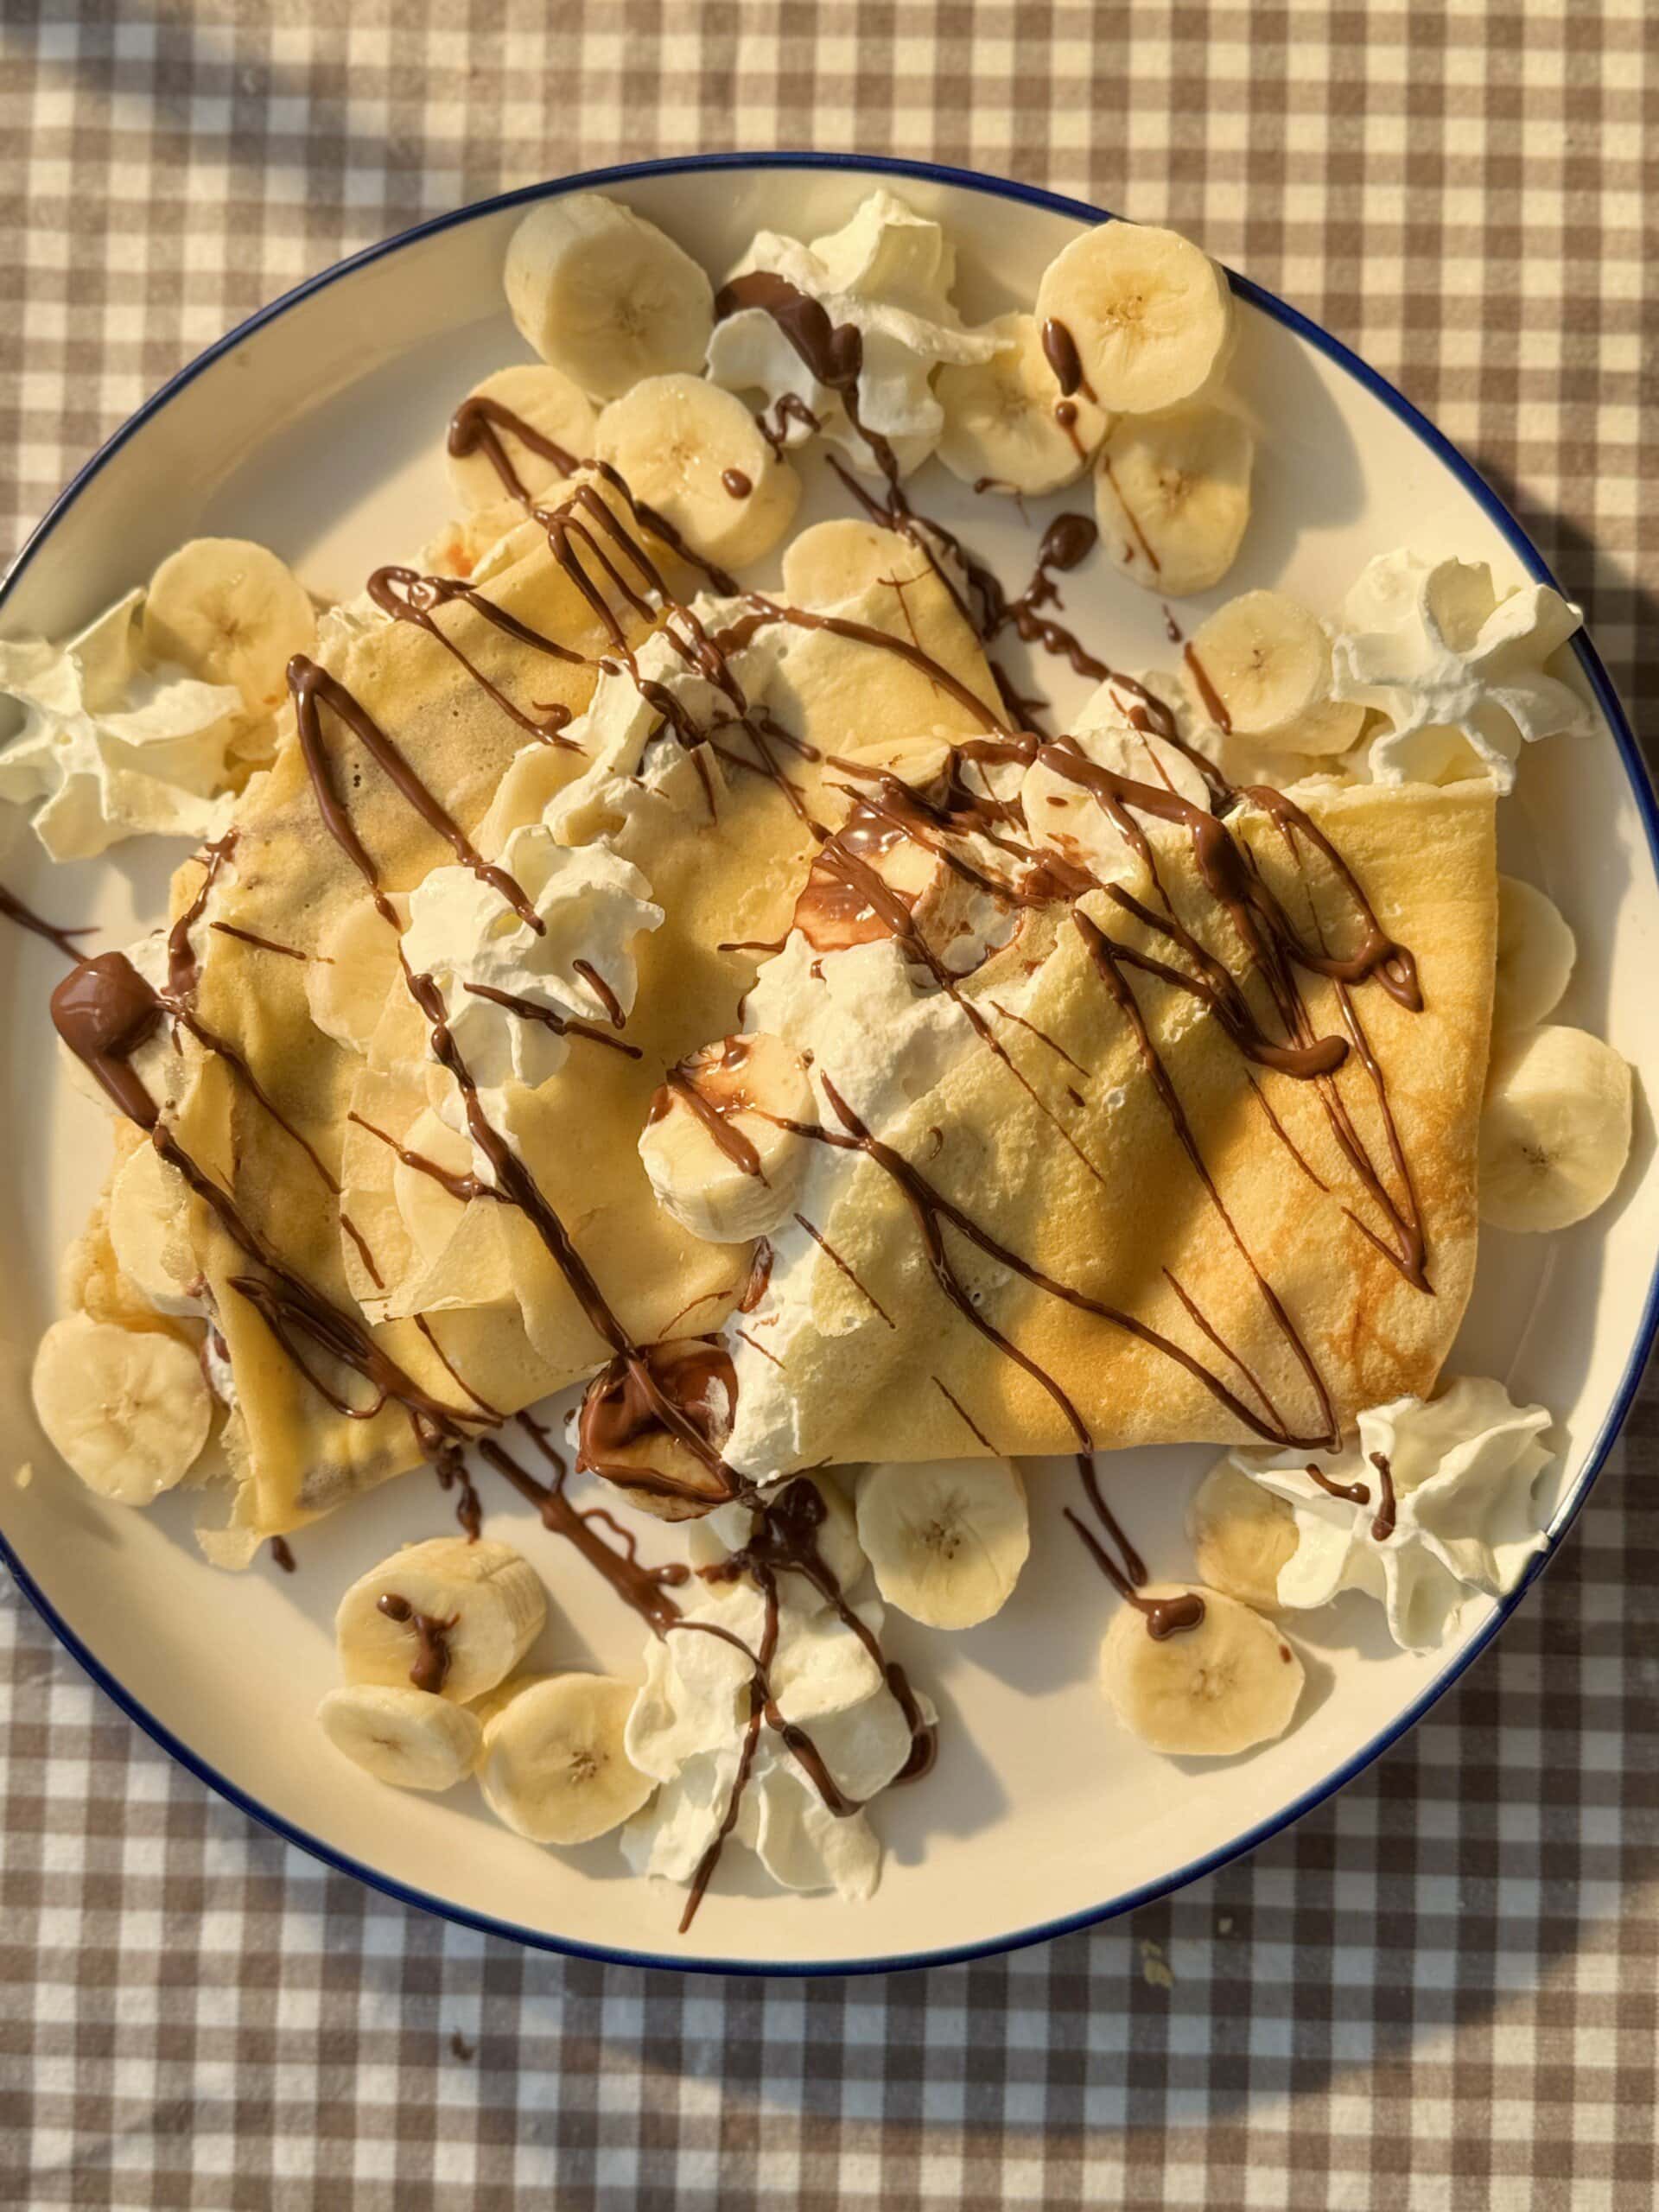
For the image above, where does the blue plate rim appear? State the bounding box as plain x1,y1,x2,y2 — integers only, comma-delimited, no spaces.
3,149,1655,1980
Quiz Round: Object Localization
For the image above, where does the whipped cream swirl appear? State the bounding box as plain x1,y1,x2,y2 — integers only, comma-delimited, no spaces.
1332,550,1589,791
1232,1376,1554,1649
0,592,245,858
707,189,998,480
401,827,662,1093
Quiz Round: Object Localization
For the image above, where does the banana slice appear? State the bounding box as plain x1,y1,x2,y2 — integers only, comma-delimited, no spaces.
336,1536,547,1704
318,1684,483,1792
1185,589,1334,737
935,312,1110,496
779,518,931,607
833,728,955,793
504,194,715,401
1494,875,1576,1033
594,372,801,569
446,363,596,512
1101,1584,1304,1758
305,893,408,1055
638,1032,814,1244
1186,1461,1299,1611
107,1141,200,1316
478,1672,654,1845
1095,405,1254,597
1478,1024,1632,1232
31,1312,212,1505
855,1457,1030,1630
142,537,316,715
1035,222,1233,414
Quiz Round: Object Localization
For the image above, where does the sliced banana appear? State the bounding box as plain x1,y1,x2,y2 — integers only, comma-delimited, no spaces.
1478,1024,1632,1232
1095,405,1254,598
336,1536,546,1704
107,1141,200,1316
935,312,1110,496
1185,589,1333,737
1186,1461,1299,1611
1494,876,1576,1033
305,893,408,1056
779,518,931,607
446,363,596,512
594,372,801,569
505,193,715,401
318,1684,483,1792
833,728,955,793
478,1672,654,1845
1035,222,1233,414
638,1031,814,1244
1101,1584,1304,1758
142,537,316,715
32,1312,212,1505
855,1456,1030,1630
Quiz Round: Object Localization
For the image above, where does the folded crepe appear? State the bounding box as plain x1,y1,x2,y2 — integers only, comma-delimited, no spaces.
664,776,1497,1478
143,477,1002,1554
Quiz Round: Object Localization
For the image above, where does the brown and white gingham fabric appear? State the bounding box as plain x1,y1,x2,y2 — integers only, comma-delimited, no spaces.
3,3,1656,2205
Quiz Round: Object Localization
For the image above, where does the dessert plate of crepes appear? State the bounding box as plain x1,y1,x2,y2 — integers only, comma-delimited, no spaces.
1,155,1652,1974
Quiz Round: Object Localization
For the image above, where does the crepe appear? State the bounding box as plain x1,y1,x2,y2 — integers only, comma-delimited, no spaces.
701,777,1497,1471
152,481,1003,1554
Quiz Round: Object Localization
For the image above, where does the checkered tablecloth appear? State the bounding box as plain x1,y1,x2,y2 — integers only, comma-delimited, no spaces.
3,3,1656,2205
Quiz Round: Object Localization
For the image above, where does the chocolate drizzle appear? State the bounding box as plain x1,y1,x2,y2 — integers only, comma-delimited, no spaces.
1065,1454,1206,1639
1368,1449,1398,1541
377,1590,456,1694
367,567,581,745
714,270,901,484
168,832,237,1001
680,1475,937,1928
1306,1459,1370,1507
461,979,643,1058
1041,318,1086,398
448,394,578,502
1098,458,1160,576
210,920,307,961
0,881,92,962
755,391,822,456
288,656,543,929
651,1040,766,1179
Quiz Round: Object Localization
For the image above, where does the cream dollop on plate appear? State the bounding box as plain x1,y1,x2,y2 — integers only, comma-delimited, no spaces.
1332,550,1589,791
621,1551,925,1904
1233,1376,1554,1650
0,591,245,857
706,188,998,480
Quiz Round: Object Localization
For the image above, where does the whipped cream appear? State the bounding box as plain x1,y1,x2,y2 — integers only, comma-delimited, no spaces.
1332,550,1589,791
621,1519,926,1904
401,828,663,1096
543,595,786,847
707,189,998,480
1232,1376,1554,1650
0,592,245,859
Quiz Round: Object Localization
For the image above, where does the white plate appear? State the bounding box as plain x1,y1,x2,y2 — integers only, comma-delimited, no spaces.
2,156,1655,1976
